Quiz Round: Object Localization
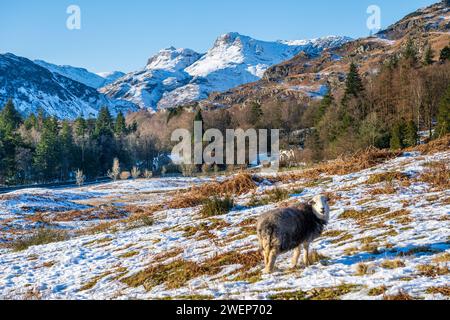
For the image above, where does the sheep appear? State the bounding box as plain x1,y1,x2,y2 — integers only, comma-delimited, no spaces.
256,195,330,274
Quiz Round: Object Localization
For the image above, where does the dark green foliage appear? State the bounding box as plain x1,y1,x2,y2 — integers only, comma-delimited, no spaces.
0,99,22,133
423,45,434,66
0,100,23,185
314,92,333,126
390,120,406,150
404,120,419,147
94,106,114,137
33,117,61,181
435,84,450,138
114,111,127,136
0,99,151,185
389,119,418,150
344,63,364,99
403,38,418,65
248,101,263,126
200,196,234,218
440,45,450,62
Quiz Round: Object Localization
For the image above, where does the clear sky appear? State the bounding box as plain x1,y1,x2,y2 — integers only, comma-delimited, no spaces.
0,0,439,73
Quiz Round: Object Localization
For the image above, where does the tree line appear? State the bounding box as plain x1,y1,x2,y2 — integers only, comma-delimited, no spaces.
0,104,158,186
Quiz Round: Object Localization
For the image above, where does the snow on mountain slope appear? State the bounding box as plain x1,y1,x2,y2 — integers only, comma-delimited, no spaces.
99,47,203,109
96,71,126,86
35,60,125,89
0,53,138,119
102,33,351,111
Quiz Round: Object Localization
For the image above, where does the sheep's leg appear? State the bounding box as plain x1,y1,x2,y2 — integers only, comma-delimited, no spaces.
265,249,278,274
303,242,311,267
291,246,302,269
263,247,270,268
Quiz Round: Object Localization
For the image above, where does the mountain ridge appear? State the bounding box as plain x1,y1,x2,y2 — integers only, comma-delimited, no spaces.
0,53,137,119
100,33,351,111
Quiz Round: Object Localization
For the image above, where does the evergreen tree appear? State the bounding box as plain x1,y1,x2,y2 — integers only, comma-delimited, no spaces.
440,45,450,62
0,100,23,185
314,92,333,126
435,84,450,138
404,120,419,147
114,111,127,136
390,123,403,150
423,45,434,66
94,107,116,175
94,107,114,137
248,101,263,126
194,109,203,123
403,38,418,65
33,117,61,181
0,99,22,133
344,63,364,99
24,113,38,130
59,121,74,180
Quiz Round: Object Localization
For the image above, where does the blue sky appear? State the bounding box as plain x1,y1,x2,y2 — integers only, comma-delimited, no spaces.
0,0,438,73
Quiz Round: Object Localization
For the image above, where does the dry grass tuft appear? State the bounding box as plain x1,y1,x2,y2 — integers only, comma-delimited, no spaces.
366,172,409,185
417,264,450,277
432,253,450,263
355,263,373,276
200,196,234,218
368,286,388,296
426,286,450,296
383,290,415,300
369,183,397,195
340,208,390,221
122,250,262,291
195,173,257,197
8,229,69,252
419,161,450,190
276,147,399,183
270,284,359,300
409,134,450,154
168,173,256,210
381,259,406,269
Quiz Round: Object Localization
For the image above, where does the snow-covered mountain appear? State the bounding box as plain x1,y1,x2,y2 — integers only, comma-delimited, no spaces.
0,53,137,119
35,60,125,89
101,33,351,111
100,47,202,109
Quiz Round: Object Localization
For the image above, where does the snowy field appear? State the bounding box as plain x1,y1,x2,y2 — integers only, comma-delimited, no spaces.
0,150,449,300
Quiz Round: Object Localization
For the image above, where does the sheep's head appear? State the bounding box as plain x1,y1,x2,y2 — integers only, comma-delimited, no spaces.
309,195,330,222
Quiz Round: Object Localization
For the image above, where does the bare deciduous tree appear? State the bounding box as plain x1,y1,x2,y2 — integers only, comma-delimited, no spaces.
107,158,120,181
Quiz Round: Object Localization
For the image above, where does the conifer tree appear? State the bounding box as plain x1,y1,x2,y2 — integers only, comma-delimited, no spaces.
0,100,22,184
0,99,22,133
435,84,450,138
34,117,61,181
423,45,434,65
314,92,333,126
94,107,116,175
440,45,450,62
95,107,114,137
114,111,127,136
60,121,74,180
403,38,418,65
344,63,364,99
248,101,263,126
404,120,419,147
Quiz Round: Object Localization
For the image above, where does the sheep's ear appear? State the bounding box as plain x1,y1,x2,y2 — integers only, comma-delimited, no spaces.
308,199,315,206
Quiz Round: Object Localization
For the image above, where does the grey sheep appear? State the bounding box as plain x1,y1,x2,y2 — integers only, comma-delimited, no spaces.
256,195,330,274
